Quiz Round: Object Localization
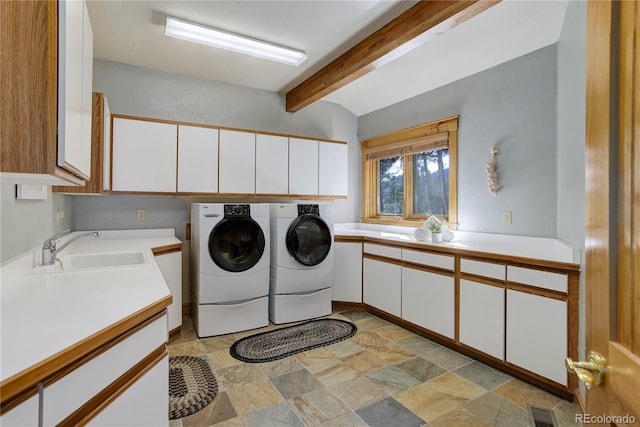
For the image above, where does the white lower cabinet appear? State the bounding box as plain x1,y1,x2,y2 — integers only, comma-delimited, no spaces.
87,355,168,427
459,279,504,359
506,289,567,385
402,267,455,339
42,314,168,425
363,258,401,317
155,251,182,333
0,393,39,426
332,242,363,303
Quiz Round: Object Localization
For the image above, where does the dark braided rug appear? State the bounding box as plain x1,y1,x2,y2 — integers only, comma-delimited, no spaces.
169,356,218,420
230,318,357,363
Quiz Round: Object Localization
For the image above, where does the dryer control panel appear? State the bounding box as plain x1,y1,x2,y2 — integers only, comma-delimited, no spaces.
298,204,319,216
224,204,250,217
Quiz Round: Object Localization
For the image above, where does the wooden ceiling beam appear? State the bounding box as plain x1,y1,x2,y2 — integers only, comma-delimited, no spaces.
285,0,501,112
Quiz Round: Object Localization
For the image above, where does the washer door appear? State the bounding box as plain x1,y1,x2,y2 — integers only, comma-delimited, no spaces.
285,214,332,266
209,218,265,272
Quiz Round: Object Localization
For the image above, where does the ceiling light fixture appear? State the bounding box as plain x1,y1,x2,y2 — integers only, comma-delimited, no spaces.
164,16,307,66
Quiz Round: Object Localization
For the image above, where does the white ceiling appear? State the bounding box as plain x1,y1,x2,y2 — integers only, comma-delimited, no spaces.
87,0,568,117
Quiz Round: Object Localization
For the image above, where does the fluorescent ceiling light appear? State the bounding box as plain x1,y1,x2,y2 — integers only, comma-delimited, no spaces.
165,16,307,66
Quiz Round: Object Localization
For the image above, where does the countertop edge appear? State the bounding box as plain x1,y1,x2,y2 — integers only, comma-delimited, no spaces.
334,234,581,271
0,295,172,407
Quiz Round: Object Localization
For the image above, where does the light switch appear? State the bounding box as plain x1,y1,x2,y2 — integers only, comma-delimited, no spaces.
137,209,145,221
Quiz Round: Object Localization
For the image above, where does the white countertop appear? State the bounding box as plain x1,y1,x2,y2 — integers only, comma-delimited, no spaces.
334,223,581,265
0,229,180,383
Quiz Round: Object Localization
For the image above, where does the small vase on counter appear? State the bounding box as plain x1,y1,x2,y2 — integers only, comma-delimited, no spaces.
431,232,443,243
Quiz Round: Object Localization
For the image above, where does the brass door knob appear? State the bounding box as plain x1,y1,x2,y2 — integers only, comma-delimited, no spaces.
565,351,606,389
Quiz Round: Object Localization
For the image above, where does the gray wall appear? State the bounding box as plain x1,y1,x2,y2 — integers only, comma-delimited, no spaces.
556,0,586,395
359,45,559,237
0,184,74,263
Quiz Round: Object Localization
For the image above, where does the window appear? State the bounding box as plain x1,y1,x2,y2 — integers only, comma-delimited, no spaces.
361,116,458,227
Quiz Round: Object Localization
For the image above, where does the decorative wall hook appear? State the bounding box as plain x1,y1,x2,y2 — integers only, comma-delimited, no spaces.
486,146,499,195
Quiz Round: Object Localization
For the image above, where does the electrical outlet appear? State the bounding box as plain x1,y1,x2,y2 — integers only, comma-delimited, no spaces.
137,209,145,221
503,211,512,224
56,210,64,226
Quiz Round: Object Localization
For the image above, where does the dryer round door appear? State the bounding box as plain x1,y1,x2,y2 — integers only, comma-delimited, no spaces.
209,218,265,272
285,214,332,266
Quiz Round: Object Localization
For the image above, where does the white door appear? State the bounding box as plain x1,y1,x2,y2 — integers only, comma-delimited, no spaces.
177,125,218,193
219,130,255,194
256,134,288,194
402,267,454,339
319,141,348,196
111,118,177,192
289,137,318,195
332,241,363,302
459,279,504,360
363,258,401,317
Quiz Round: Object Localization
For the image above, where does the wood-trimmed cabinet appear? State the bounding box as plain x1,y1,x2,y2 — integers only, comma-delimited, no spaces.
289,137,319,196
111,117,178,193
332,239,363,303
54,92,111,194
154,245,183,334
343,238,580,399
1,313,169,426
218,130,256,194
177,125,219,194
1,0,93,185
82,113,348,198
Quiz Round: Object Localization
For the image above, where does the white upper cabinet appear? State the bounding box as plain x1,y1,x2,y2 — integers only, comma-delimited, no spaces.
289,137,318,195
111,117,177,192
102,96,111,191
177,125,219,193
219,129,256,194
319,141,348,196
256,134,288,194
57,0,93,179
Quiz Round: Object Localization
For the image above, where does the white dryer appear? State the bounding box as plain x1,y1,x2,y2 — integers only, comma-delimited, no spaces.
191,203,270,337
269,204,334,324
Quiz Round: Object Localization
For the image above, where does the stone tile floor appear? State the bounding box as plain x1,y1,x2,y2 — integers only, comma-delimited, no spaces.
168,311,583,427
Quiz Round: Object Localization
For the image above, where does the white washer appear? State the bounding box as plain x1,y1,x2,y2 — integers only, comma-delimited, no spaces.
269,204,334,324
191,203,270,337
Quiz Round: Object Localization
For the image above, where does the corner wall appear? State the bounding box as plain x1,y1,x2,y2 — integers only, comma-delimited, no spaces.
358,45,559,237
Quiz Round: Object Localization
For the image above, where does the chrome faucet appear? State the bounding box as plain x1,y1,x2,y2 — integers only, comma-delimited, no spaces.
42,229,101,266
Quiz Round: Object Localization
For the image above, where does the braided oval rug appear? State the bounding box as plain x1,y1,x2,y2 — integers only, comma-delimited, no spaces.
230,318,357,363
169,355,218,420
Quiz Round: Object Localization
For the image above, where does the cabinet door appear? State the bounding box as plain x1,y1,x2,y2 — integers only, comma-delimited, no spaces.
459,279,504,359
57,0,91,178
289,137,318,195
112,118,177,192
256,134,288,194
219,130,255,194
43,315,167,425
506,289,567,385
402,267,455,339
332,242,362,302
87,355,168,427
177,125,218,193
363,258,401,317
319,141,348,196
156,251,182,332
